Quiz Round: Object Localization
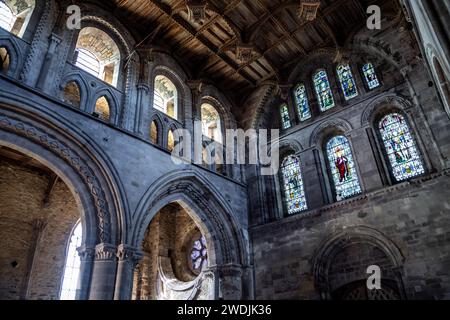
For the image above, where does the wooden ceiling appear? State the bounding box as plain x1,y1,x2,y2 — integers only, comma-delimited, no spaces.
109,0,400,100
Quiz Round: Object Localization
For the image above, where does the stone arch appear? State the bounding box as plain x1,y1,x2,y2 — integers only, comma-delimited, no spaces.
0,36,22,77
309,118,353,148
151,64,190,123
361,94,412,127
149,113,164,145
426,46,450,118
92,88,120,124
312,226,405,300
131,170,247,267
201,86,237,129
0,101,128,246
60,71,90,110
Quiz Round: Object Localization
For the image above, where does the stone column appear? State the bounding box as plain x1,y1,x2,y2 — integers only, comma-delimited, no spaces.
135,83,150,136
76,246,95,300
114,245,142,300
36,33,62,92
88,243,118,300
218,264,243,300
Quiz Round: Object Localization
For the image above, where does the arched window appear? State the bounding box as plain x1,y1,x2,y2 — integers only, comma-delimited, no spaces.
281,155,307,214
280,104,291,129
168,129,175,152
62,81,81,108
60,222,82,300
0,1,35,37
378,113,425,182
362,63,380,90
0,47,10,73
154,75,178,119
0,2,14,31
75,48,100,77
337,64,358,100
326,136,362,201
94,96,110,122
75,27,121,86
433,57,450,117
313,70,335,111
150,120,158,144
201,103,222,143
293,84,311,121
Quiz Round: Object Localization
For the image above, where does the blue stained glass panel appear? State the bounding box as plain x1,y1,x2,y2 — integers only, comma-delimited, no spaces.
280,104,291,129
337,64,358,100
313,70,335,111
293,84,312,121
379,113,425,181
281,155,307,214
363,63,380,90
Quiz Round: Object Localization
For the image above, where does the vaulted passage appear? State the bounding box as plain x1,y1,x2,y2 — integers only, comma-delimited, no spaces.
0,146,81,300
132,203,212,300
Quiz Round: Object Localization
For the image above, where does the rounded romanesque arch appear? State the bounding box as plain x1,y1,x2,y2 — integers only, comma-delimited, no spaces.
361,94,413,127
0,101,128,247
309,118,354,148
312,226,405,300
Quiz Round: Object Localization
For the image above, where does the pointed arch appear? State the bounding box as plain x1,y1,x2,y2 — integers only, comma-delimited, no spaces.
131,170,247,267
92,89,119,124
0,36,22,76
60,72,90,110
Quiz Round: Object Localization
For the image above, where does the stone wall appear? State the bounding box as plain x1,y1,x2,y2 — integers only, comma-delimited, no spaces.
0,162,79,300
252,172,450,300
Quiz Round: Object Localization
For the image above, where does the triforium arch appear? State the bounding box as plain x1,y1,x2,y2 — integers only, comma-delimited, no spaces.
131,170,248,300
312,226,406,300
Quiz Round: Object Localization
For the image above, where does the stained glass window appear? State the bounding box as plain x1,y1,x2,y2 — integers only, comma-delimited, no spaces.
280,104,291,129
190,235,208,273
313,70,335,111
379,113,425,181
362,63,380,90
293,84,311,121
326,136,362,200
60,222,82,300
337,64,358,100
281,155,307,214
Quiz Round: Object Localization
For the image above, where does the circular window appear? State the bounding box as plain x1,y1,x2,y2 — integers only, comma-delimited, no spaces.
189,235,208,275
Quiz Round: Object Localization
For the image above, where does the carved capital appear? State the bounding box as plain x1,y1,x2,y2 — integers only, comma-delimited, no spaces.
95,243,117,261
117,244,143,266
77,245,96,262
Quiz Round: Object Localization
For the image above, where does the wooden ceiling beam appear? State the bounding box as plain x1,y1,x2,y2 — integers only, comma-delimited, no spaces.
147,0,257,86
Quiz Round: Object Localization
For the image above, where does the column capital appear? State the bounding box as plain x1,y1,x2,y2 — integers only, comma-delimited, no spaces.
116,244,143,265
77,245,96,262
95,243,117,261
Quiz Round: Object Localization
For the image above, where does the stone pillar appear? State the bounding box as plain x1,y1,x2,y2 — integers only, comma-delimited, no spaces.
114,245,142,300
88,243,118,300
135,83,150,136
300,148,328,208
36,33,62,92
76,246,95,300
218,264,243,300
